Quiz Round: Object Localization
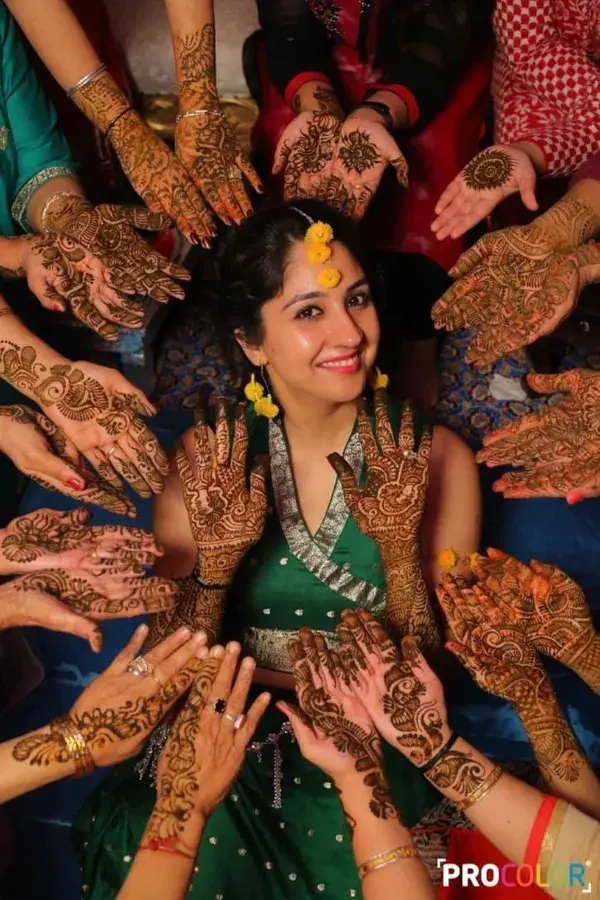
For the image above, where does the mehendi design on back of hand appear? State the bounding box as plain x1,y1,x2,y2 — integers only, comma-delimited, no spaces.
147,658,220,840
328,392,438,648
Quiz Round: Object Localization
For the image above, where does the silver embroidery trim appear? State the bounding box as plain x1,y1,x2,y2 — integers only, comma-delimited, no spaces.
11,165,77,231
244,626,339,674
269,419,386,614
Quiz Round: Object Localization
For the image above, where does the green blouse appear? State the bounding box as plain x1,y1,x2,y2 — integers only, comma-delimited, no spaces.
0,5,76,234
75,399,441,900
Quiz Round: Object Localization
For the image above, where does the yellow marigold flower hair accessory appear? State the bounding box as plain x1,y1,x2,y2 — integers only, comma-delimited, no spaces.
305,221,334,245
291,207,341,289
317,267,342,290
370,367,389,389
307,243,332,264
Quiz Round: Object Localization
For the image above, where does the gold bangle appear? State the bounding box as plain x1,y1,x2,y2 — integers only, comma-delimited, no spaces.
456,764,503,811
357,845,420,880
39,191,82,233
51,715,96,778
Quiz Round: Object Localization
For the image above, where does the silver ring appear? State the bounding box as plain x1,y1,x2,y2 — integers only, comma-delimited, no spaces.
234,714,246,731
127,655,151,677
106,445,116,457
402,449,418,460
222,712,237,725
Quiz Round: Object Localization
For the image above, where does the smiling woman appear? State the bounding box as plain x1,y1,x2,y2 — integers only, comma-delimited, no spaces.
75,199,481,900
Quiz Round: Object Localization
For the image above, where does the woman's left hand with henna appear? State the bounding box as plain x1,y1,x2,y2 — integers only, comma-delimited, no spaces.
0,507,162,576
148,642,270,841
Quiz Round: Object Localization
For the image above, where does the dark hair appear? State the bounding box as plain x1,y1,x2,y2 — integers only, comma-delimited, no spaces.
212,199,377,350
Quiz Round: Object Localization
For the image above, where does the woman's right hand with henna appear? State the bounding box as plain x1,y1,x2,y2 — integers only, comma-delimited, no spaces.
175,401,268,584
149,642,270,836
470,549,600,692
335,609,451,768
436,573,550,705
33,359,168,500
108,112,216,247
0,405,135,517
273,111,341,202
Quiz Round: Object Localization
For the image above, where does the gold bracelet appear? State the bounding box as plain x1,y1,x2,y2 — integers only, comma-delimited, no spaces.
51,715,96,778
175,107,224,124
358,845,420,880
456,764,503,811
39,191,82,233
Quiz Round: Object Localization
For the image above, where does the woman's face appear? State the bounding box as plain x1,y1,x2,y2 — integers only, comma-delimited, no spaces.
241,240,380,407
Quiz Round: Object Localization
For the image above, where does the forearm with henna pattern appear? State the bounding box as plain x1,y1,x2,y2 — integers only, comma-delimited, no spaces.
145,571,227,650
384,553,438,651
570,633,600,693
71,70,130,132
534,184,600,251
424,737,496,802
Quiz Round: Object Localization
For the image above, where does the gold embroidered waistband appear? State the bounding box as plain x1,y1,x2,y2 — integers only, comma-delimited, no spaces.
243,626,339,673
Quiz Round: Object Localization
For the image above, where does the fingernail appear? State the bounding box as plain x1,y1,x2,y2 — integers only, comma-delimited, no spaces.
178,627,191,638
241,656,255,669
567,490,583,505
211,645,225,658
52,303,64,313
226,641,240,654
276,700,288,713
196,646,209,659
195,631,207,642
67,476,85,490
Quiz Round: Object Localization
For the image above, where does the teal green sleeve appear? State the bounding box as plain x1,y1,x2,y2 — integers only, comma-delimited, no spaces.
0,5,77,230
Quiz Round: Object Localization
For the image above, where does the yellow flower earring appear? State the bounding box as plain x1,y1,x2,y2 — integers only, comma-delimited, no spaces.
370,367,389,389
244,369,279,419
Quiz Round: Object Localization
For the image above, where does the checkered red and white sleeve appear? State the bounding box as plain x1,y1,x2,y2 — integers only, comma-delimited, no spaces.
493,0,600,175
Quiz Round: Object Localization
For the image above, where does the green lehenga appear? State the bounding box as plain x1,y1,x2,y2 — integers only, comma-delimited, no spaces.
74,402,440,899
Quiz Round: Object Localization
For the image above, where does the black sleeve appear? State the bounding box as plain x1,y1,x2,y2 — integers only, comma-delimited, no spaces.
256,0,332,100
375,0,494,129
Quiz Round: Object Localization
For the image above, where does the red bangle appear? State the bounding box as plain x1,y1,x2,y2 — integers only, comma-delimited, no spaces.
284,71,332,108
139,837,194,860
524,795,558,870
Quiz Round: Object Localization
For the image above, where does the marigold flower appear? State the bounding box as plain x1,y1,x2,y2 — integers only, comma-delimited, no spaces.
307,242,332,264
305,221,334,244
317,267,342,290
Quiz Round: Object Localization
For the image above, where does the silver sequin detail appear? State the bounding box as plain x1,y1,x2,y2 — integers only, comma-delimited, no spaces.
243,626,339,673
247,721,294,808
269,419,385,615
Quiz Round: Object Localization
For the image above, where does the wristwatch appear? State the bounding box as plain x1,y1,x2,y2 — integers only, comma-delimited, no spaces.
354,99,395,132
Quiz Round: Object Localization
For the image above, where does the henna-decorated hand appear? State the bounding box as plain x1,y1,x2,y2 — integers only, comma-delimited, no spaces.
437,573,549,700
15,234,144,341
432,145,538,241
477,369,600,502
107,114,216,247
12,624,208,768
470,549,600,692
150,642,269,840
45,198,192,303
12,564,177,620
21,359,169,499
280,630,398,822
0,508,160,576
273,111,341,202
0,406,134,517
328,392,437,644
175,401,268,584
335,609,449,768
175,111,261,227
323,112,408,222
432,232,600,365
437,573,586,784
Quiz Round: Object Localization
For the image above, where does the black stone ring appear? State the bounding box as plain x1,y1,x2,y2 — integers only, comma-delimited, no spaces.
213,698,227,714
